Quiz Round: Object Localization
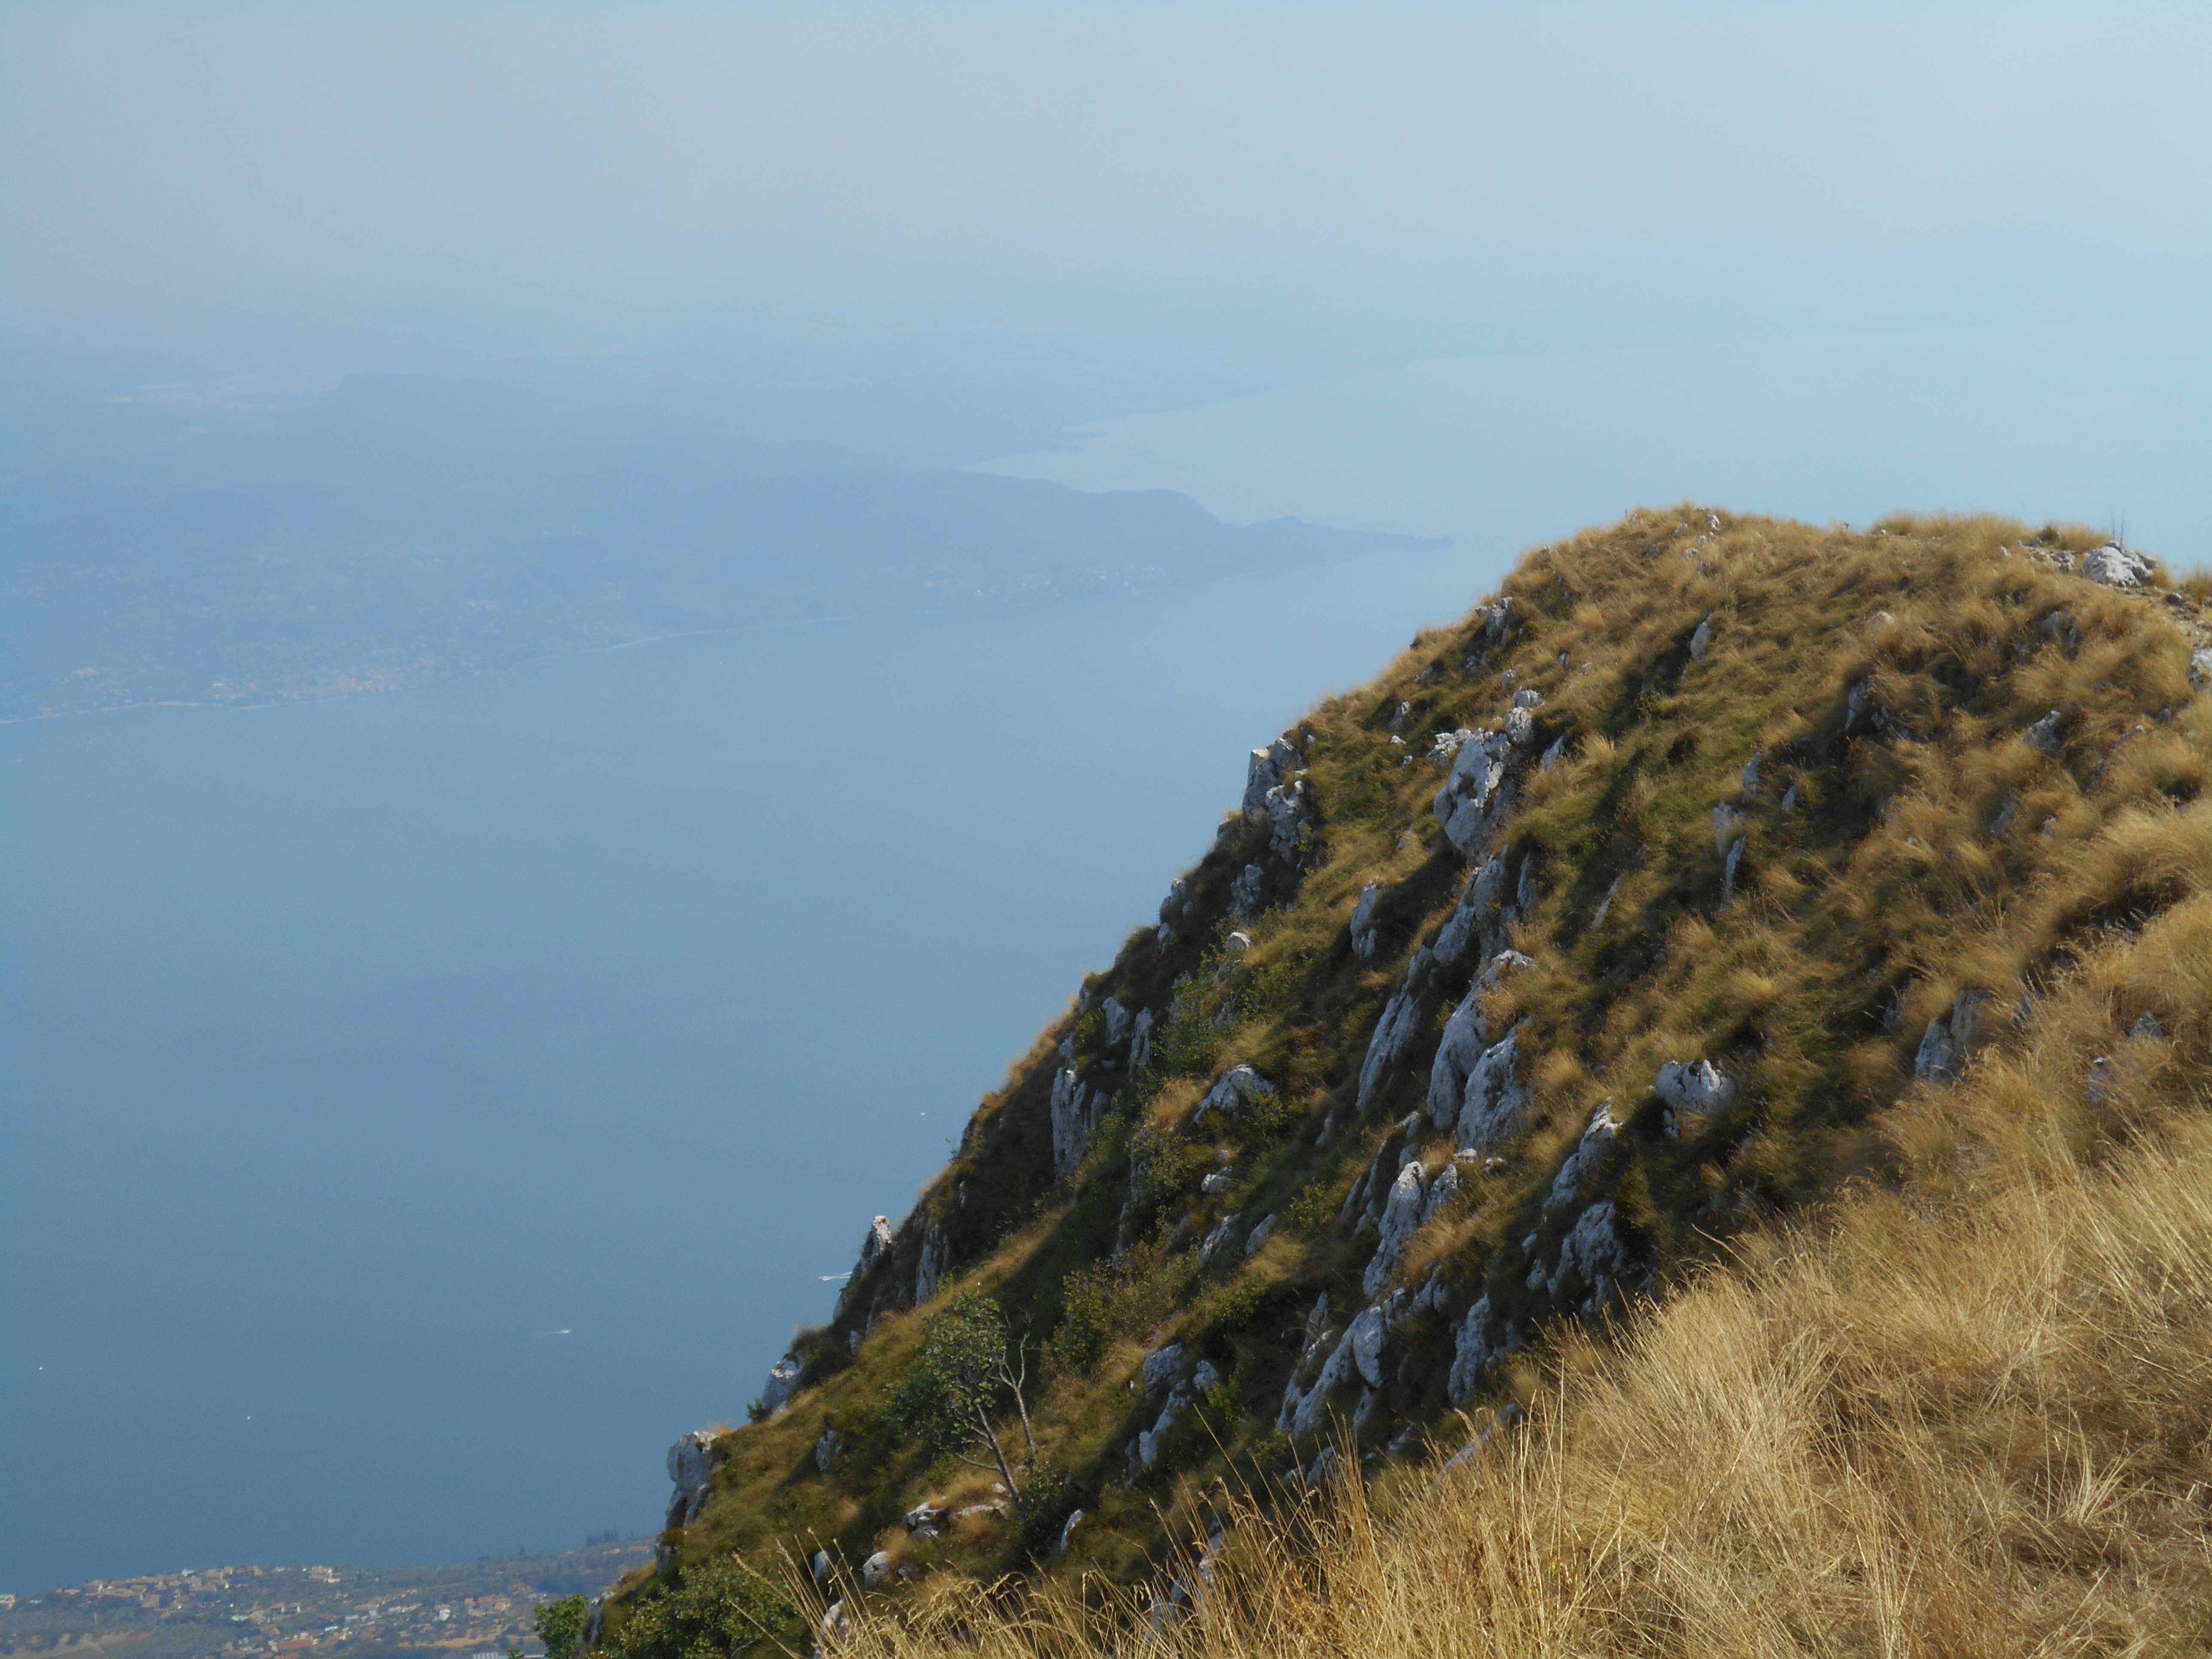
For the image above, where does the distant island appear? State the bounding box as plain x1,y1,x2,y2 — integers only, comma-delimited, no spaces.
0,1540,653,1659
0,472,1439,722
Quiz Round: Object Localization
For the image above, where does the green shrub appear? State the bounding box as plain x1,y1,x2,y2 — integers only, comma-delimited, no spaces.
1188,1274,1266,1336
1044,1243,1191,1376
532,1596,589,1659
601,1557,798,1659
1286,1182,1336,1233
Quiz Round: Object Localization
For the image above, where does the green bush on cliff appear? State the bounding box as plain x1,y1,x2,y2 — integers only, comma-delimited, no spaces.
599,1559,795,1659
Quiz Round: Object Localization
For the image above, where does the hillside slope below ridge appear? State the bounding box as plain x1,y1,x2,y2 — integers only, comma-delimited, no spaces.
598,510,2212,1653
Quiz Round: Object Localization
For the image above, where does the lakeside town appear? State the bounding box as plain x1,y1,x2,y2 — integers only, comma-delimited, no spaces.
0,1542,652,1659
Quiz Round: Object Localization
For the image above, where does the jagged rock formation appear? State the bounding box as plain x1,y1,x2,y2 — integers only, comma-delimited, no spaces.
608,510,2212,1639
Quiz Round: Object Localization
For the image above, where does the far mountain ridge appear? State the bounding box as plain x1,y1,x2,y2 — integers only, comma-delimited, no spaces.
0,472,1435,721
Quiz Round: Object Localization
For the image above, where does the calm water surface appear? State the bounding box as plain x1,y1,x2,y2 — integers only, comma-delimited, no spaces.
2,545,1489,1590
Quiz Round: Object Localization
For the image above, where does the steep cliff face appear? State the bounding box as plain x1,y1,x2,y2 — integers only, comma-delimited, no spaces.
599,509,2212,1643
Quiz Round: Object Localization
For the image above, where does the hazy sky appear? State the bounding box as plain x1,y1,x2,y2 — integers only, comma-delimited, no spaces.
7,3,2209,411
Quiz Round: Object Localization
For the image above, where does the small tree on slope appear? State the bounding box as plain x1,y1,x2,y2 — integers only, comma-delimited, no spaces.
893,1290,1039,1526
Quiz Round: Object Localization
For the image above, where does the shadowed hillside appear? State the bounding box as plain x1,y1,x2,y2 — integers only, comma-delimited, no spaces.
577,509,2212,1656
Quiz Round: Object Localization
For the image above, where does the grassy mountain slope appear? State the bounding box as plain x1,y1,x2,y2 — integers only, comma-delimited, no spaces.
595,508,2212,1653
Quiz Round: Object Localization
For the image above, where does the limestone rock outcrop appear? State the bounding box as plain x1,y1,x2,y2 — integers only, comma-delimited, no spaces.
2083,543,2154,588
1434,857,1512,966
1914,990,1989,1085
835,1217,896,1318
912,1223,948,1307
1242,735,1303,823
1129,1006,1155,1073
1357,947,1437,1111
1433,728,1520,860
1655,1058,1735,1136
758,1352,803,1420
1531,1200,1629,1313
1051,1066,1103,1179
1446,1295,1517,1406
1196,1063,1275,1123
1349,881,1384,958
1428,949,1533,1124
665,1429,722,1527
1452,1023,1532,1154
1545,1100,1619,1212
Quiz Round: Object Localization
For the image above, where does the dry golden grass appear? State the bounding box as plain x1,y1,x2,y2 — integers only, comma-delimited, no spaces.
814,830,2212,1657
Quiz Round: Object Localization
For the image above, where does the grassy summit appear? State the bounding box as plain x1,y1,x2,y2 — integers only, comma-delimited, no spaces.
592,509,2212,1655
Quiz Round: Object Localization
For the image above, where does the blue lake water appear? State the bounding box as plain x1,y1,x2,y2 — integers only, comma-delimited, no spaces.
0,544,1491,1591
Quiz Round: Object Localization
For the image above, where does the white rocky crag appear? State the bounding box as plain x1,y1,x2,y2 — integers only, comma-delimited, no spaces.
1129,1006,1155,1074
1279,1304,1387,1441
1690,616,1714,659
1356,947,1437,1110
1428,950,1534,1124
1362,1163,1427,1297
1452,1023,1533,1154
1545,1100,1619,1213
1712,802,1748,859
861,1552,893,1590
1655,1058,1735,1138
1531,1200,1630,1313
1434,856,1513,966
1195,1063,1274,1124
1361,1158,1461,1297
1349,881,1384,959
912,1223,948,1307
1156,877,1190,945
1228,862,1267,918
1433,727,1522,860
834,1216,897,1318
904,1502,950,1538
665,1429,722,1527
1243,1212,1278,1256
1427,727,1477,768
1142,1343,1188,1392
814,1425,843,1473
1242,734,1304,823
2083,543,2154,588
1446,1296,1518,1407
1197,1216,1240,1268
1914,990,1989,1085
1339,1113,1425,1225
1050,1066,1103,1179
1483,594,1520,645
758,1352,803,1419
1101,996,1132,1047
1263,775,1317,861
2026,708,2066,757
1134,1354,1223,1469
